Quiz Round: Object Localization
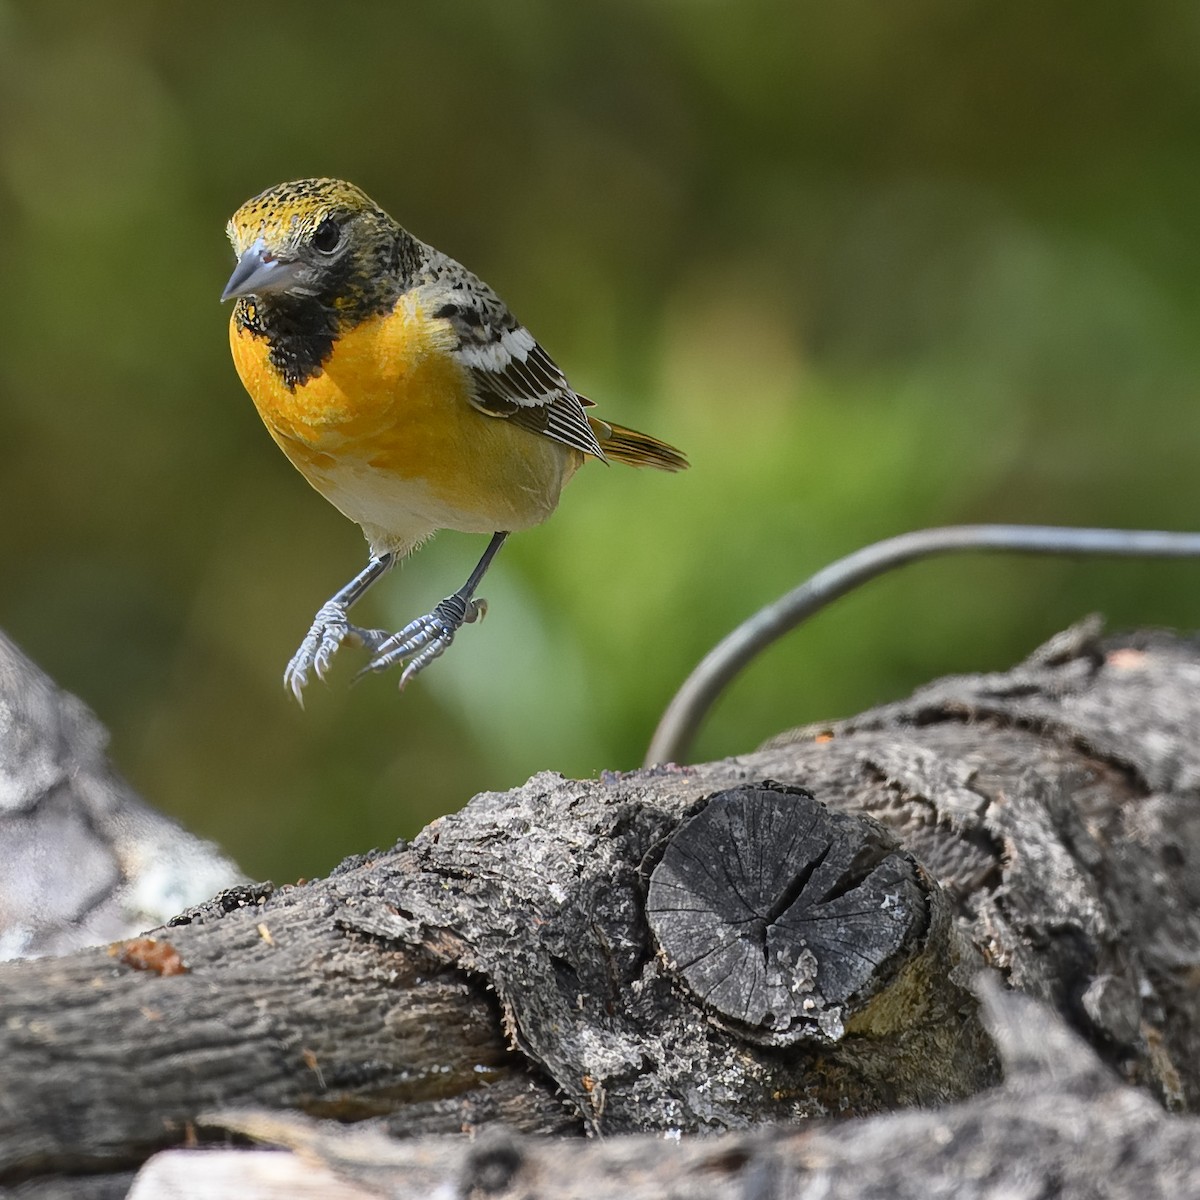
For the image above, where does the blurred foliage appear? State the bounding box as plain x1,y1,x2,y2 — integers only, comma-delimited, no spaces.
3,0,1200,881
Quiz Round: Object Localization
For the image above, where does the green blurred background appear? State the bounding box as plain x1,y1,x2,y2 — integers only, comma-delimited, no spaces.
3,0,1200,882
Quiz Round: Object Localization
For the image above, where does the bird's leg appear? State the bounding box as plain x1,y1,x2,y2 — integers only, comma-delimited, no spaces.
358,531,509,689
284,554,395,703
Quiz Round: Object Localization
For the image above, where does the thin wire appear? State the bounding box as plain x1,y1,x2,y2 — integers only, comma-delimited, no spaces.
645,525,1200,767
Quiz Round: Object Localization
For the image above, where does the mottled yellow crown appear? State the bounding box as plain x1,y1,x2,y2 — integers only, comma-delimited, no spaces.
225,178,386,256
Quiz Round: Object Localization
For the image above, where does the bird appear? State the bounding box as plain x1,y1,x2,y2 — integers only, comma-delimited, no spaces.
221,178,687,701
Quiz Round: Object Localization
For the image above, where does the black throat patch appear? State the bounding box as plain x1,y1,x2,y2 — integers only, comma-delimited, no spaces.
234,295,341,391
233,231,415,391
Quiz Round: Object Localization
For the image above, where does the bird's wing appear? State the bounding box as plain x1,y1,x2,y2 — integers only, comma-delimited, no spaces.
420,257,606,461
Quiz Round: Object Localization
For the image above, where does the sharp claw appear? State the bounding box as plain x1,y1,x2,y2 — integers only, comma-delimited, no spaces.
398,640,449,689
313,639,336,678
287,591,484,698
354,594,478,687
283,601,354,703
357,621,449,679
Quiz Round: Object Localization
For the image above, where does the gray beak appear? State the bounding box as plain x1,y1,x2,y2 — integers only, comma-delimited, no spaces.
221,238,304,301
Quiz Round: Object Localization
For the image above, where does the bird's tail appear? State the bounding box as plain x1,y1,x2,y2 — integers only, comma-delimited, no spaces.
589,418,689,472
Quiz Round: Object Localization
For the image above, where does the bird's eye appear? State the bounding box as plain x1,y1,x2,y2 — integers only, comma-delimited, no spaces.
312,219,341,253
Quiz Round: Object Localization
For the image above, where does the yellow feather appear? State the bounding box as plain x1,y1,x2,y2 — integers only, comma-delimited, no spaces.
229,294,581,557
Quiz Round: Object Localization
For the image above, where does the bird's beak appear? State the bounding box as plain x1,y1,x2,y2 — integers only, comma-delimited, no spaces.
221,238,304,301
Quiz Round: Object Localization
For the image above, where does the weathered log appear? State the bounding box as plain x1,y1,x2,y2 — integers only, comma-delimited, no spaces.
127,978,1200,1200
0,770,988,1180
4,618,1200,1196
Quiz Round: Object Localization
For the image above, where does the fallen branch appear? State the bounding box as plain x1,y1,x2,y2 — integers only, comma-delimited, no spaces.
5,618,1200,1195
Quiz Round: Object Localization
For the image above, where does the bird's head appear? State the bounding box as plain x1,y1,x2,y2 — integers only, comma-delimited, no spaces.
222,178,402,308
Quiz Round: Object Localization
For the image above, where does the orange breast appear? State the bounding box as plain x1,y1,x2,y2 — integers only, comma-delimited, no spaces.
228,295,581,555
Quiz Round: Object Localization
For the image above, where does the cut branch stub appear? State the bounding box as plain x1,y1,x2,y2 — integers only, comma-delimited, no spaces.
646,782,928,1046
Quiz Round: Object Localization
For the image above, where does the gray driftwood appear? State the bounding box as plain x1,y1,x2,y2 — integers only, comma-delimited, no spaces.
4,618,1200,1198
0,631,242,959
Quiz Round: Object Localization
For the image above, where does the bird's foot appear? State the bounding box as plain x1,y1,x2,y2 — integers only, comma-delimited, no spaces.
357,592,488,689
284,601,374,703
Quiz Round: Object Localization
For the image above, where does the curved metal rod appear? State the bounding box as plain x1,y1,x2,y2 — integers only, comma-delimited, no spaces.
645,524,1200,767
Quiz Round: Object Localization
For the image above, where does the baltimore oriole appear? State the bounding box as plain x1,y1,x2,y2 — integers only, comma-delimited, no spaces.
222,178,686,701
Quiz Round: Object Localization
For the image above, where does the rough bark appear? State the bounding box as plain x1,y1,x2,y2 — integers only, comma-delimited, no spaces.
129,979,1200,1200
4,618,1200,1197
